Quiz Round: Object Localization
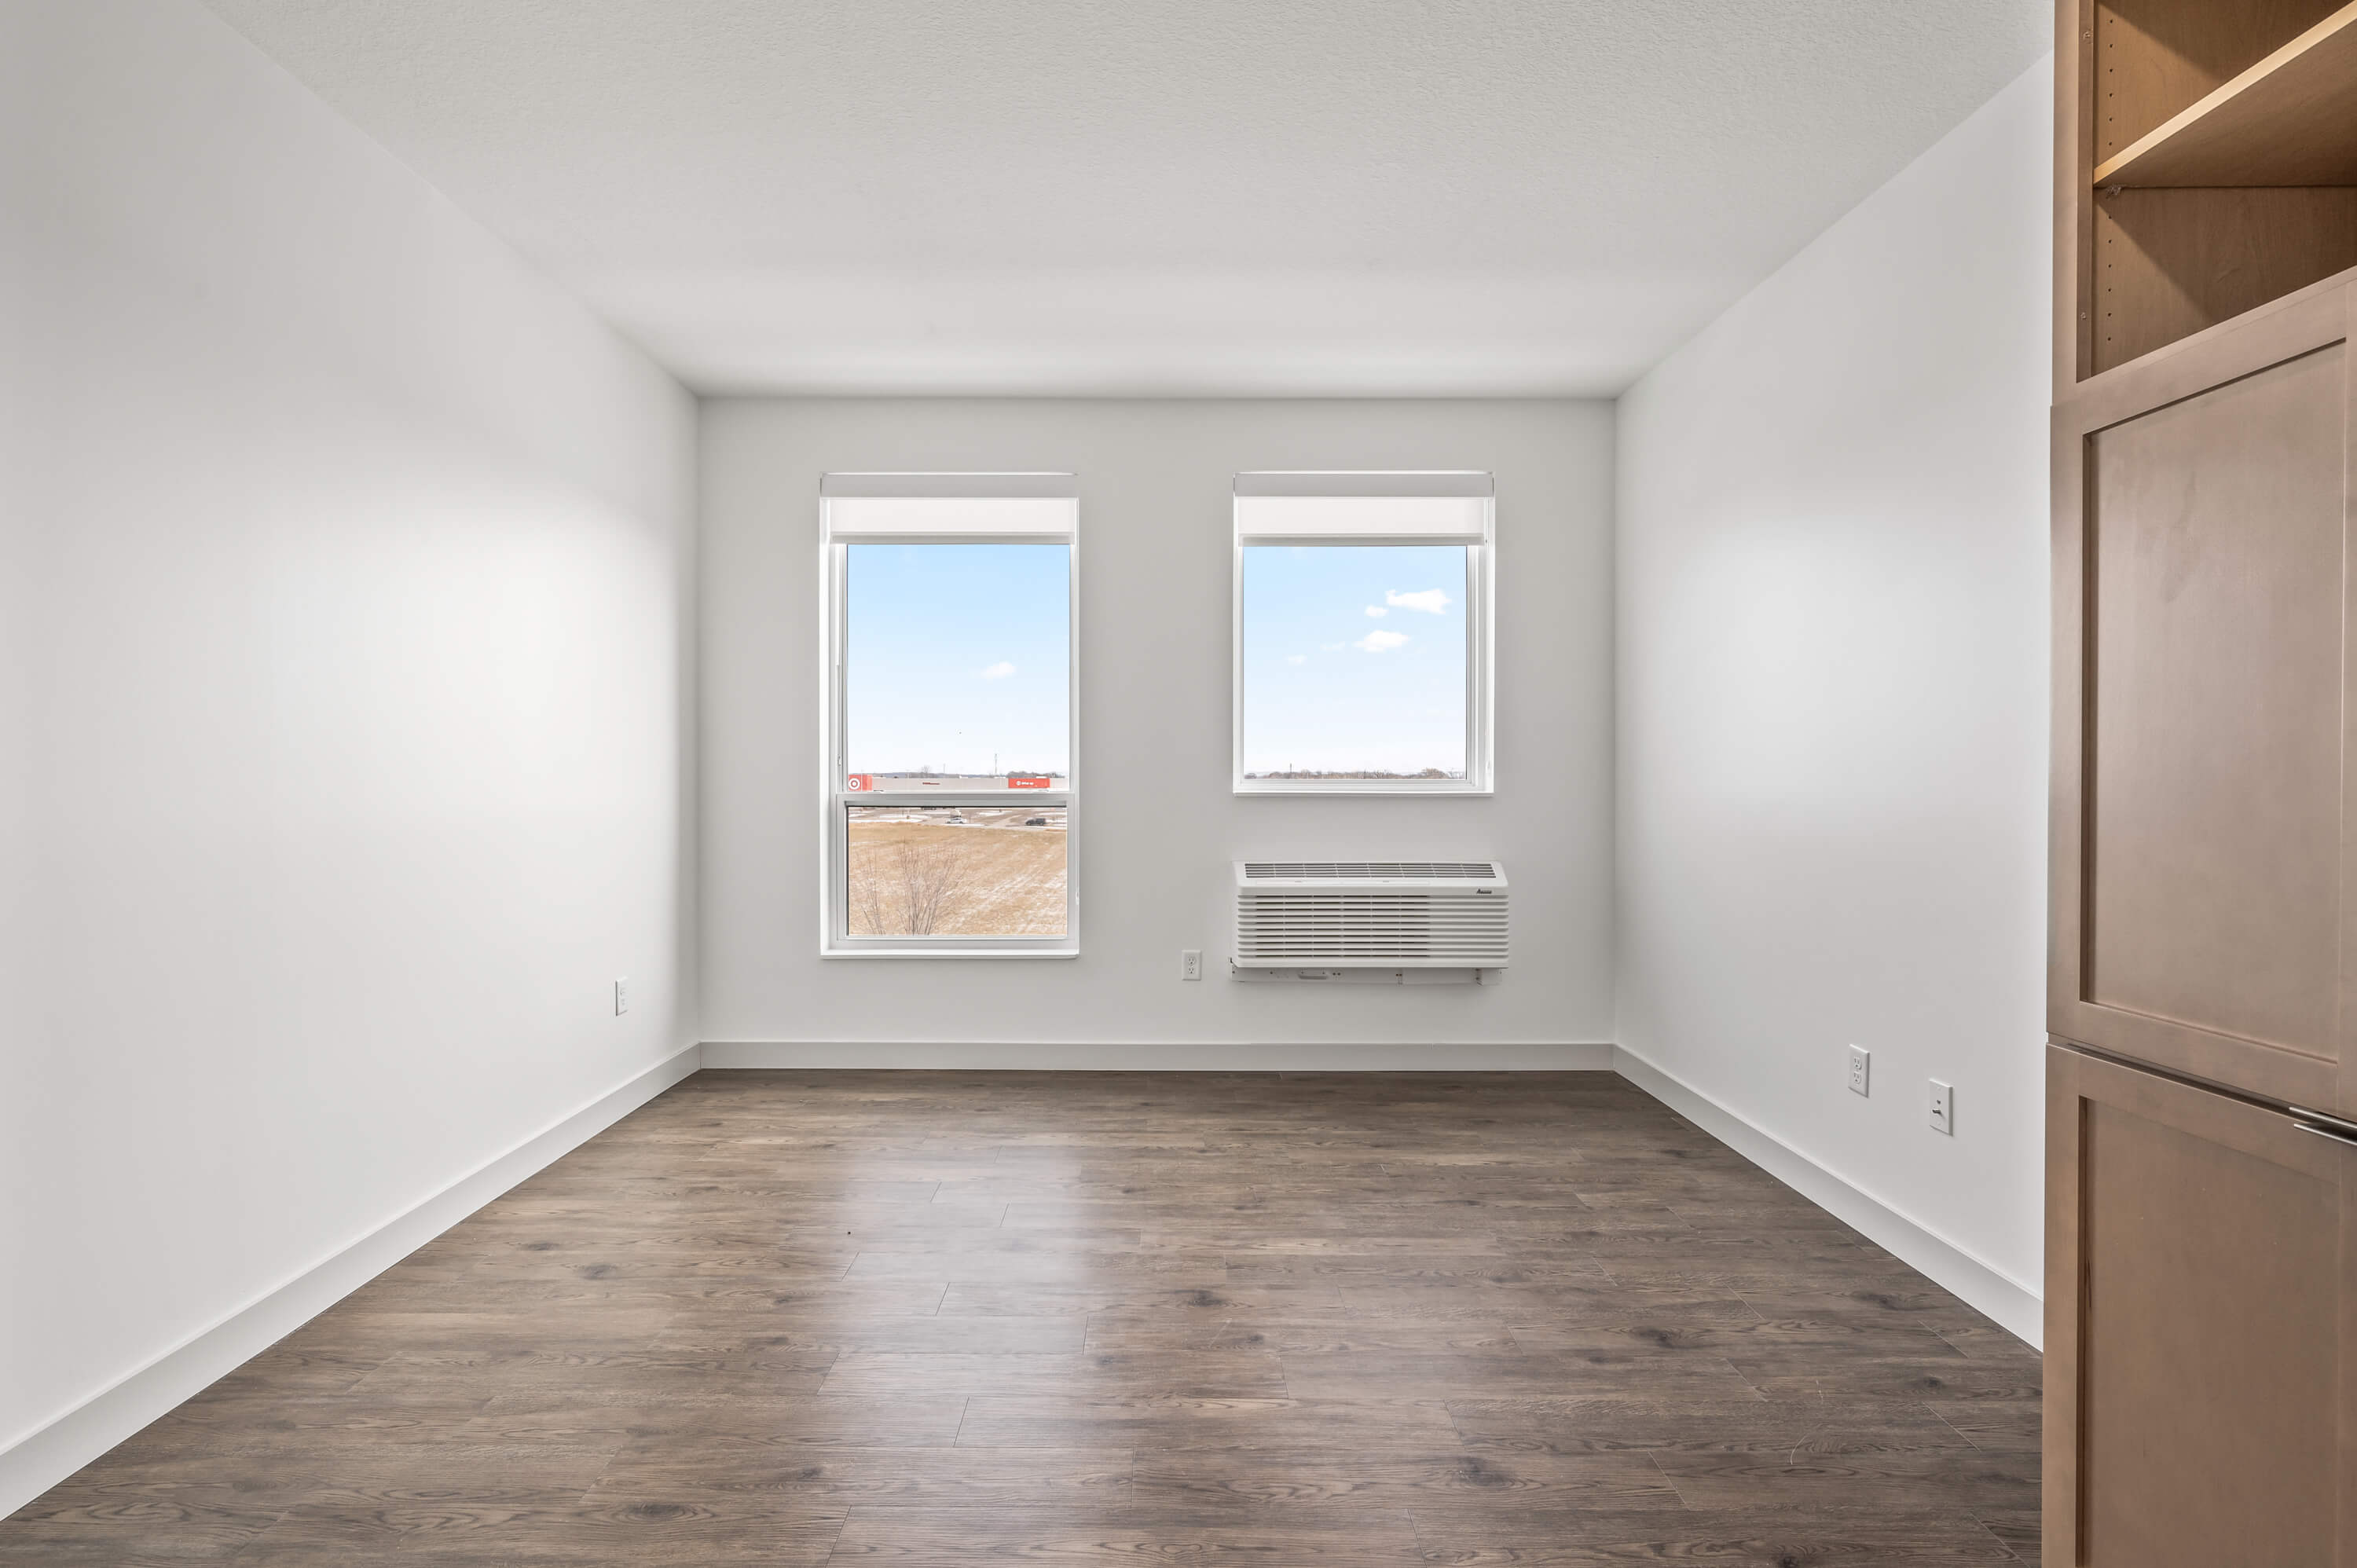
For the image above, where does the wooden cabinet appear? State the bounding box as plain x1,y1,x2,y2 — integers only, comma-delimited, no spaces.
2047,281,2355,1112
2049,0,2357,1112
2058,1,2357,380
2047,2,2357,1562
2044,1046,2357,1566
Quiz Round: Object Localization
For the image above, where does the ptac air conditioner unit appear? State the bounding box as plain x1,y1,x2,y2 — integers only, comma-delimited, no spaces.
1231,861,1508,984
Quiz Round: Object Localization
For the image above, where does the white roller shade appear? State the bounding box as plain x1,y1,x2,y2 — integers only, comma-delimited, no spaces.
823,472,1077,542
1233,471,1493,545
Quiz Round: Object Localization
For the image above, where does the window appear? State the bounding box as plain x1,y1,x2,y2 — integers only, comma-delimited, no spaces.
822,474,1077,955
1233,472,1494,793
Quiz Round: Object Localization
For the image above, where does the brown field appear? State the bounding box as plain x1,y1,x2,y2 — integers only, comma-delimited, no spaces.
848,809,1067,936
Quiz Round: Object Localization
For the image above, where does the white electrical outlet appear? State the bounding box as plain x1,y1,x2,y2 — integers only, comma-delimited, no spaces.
1847,1045,1871,1097
1929,1079,1952,1135
1179,950,1203,982
614,978,629,1017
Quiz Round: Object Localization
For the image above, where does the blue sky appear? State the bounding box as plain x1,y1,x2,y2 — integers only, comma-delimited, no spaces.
1241,544,1467,776
846,544,1070,775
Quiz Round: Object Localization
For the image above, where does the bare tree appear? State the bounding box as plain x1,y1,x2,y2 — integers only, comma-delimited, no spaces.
849,836,977,934
849,841,895,934
895,840,973,933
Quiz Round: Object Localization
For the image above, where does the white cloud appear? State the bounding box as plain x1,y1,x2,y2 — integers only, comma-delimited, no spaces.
1319,642,1345,652
1386,588,1451,614
979,661,1016,679
1364,605,1388,617
1354,629,1409,654
1286,654,1307,665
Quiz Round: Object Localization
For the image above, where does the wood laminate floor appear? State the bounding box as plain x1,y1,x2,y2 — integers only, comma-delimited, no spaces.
1,1070,2040,1565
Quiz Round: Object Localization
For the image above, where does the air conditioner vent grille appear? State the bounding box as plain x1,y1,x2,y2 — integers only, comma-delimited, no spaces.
1244,861,1498,880
1235,892,1508,965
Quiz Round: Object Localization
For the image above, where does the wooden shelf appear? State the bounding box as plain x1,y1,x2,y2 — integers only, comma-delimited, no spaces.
2095,2,2357,187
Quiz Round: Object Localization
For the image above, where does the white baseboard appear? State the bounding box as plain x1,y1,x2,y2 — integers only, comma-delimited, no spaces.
700,1040,1617,1072
0,1042,705,1519
1611,1046,2042,1347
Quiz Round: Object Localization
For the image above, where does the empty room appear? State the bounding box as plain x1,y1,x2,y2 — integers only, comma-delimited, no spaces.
6,0,2353,1563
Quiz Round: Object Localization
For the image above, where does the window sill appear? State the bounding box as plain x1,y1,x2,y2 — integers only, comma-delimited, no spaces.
1234,783,1494,797
820,946,1081,960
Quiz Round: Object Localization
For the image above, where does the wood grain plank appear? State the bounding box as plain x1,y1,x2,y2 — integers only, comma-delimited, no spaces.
0,1071,2036,1565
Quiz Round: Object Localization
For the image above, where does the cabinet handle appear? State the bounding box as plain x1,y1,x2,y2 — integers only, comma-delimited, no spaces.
2294,1121,2357,1151
2290,1106,2357,1138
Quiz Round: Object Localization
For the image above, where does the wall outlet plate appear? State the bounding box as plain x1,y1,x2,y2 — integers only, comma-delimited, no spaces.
1179,950,1203,981
1929,1078,1952,1135
614,978,629,1016
1847,1045,1870,1097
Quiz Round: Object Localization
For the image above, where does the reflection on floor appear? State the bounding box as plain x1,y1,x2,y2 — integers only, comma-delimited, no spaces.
0,1070,2040,1564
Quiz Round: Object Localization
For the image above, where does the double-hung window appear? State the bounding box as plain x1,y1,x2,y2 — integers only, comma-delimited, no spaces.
1233,471,1494,793
820,473,1078,956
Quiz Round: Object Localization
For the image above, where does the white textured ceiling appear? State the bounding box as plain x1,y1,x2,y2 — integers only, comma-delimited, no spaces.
201,1,2048,395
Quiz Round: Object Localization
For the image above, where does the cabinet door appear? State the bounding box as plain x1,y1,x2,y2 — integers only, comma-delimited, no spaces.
2044,1046,2357,1566
2049,280,2356,1111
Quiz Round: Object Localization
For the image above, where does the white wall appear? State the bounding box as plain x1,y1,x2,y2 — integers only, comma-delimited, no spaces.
0,0,697,1507
1615,60,2051,1334
700,398,1613,1062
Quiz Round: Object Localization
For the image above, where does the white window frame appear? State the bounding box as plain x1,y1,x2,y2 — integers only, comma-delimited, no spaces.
1232,471,1495,796
819,472,1080,958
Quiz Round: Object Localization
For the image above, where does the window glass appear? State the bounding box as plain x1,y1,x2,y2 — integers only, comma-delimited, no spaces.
845,804,1068,936
1240,544,1468,780
845,543,1069,790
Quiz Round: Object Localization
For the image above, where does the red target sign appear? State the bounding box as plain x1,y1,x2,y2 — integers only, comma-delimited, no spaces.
846,774,875,791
